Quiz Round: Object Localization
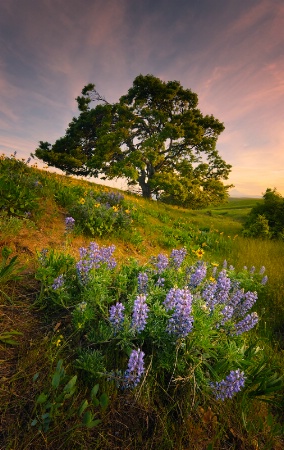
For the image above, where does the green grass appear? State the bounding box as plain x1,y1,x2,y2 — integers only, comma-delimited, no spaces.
0,155,283,450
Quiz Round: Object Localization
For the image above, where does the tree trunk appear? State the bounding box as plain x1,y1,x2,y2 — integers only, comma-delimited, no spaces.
138,169,152,198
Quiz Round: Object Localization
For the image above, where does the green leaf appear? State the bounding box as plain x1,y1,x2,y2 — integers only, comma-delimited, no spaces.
63,375,77,393
36,392,48,404
91,384,99,400
78,399,89,416
82,410,94,425
52,372,61,389
92,397,100,407
56,359,64,372
31,419,38,427
85,418,101,428
99,393,108,410
33,373,39,382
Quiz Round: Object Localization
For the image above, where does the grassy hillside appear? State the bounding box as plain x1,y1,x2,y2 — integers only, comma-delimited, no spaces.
1,155,283,449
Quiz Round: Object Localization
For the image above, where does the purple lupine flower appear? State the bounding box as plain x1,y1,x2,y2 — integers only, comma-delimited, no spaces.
39,248,49,265
234,312,259,335
109,302,125,333
138,272,148,294
76,242,116,283
229,265,234,271
227,288,244,310
153,253,169,273
212,266,218,277
52,274,64,290
234,291,258,318
124,348,145,388
131,294,149,333
164,288,193,338
65,216,75,232
223,260,228,269
189,261,207,288
220,305,234,325
210,369,246,401
250,266,255,274
170,248,187,269
261,275,268,285
215,270,231,305
202,281,217,310
156,277,165,287
259,266,265,275
164,288,180,310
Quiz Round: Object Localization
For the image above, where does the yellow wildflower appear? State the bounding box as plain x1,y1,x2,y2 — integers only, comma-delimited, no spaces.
55,335,63,347
125,209,130,214
94,203,100,208
196,248,204,258
79,198,85,205
112,206,119,212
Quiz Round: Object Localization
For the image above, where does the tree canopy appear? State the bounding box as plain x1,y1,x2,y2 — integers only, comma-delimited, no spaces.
35,74,232,208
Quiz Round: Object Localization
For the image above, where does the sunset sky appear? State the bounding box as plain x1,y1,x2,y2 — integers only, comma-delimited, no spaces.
1,0,284,196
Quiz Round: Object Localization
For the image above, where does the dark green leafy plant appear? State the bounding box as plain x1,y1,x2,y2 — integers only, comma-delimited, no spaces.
31,360,108,432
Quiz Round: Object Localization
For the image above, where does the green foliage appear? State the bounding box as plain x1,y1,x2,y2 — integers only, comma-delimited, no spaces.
69,190,132,236
35,74,232,208
0,329,23,346
0,154,43,219
0,247,24,285
35,249,78,309
243,188,284,239
0,211,24,238
31,360,107,432
35,243,283,413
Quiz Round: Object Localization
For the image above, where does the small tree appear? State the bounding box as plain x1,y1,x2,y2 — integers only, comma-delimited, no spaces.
35,75,232,208
243,188,284,239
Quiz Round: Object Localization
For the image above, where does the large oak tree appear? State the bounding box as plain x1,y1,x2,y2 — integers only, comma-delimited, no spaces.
35,74,232,207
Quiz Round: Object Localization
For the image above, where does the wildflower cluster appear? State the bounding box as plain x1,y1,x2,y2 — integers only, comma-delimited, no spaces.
138,272,148,293
210,369,246,400
152,253,169,273
201,267,259,335
109,302,125,334
170,247,187,269
188,261,207,288
37,243,270,399
76,242,116,284
131,294,149,332
69,189,131,236
164,288,193,338
123,349,145,388
65,216,75,232
52,274,65,290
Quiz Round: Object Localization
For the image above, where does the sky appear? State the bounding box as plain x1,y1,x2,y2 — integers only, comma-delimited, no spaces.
1,0,284,197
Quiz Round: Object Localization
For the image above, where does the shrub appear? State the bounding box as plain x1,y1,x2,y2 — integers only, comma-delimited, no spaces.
243,188,284,239
35,243,283,413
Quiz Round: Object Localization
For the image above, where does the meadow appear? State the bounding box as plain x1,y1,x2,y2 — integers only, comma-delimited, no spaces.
0,154,283,450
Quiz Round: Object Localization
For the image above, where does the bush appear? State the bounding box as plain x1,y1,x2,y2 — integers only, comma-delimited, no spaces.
35,243,282,414
243,188,284,239
69,190,132,236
